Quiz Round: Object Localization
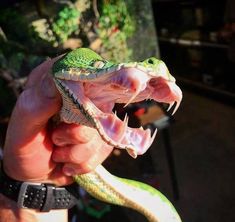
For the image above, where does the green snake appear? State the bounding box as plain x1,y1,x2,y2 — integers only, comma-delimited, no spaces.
52,48,183,222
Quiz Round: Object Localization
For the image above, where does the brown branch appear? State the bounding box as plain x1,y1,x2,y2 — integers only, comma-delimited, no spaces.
34,0,61,44
0,69,26,98
93,0,100,18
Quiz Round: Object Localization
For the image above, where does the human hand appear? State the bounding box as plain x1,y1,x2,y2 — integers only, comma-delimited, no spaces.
3,58,113,186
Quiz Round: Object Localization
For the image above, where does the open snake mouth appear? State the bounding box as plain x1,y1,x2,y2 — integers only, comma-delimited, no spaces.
55,67,182,158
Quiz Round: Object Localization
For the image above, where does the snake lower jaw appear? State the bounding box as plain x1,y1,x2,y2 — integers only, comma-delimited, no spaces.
55,79,158,157
94,115,158,158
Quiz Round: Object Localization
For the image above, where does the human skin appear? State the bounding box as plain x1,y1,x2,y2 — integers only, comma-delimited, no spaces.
0,58,113,222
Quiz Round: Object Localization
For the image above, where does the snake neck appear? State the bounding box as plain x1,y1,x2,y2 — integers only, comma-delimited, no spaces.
74,165,181,222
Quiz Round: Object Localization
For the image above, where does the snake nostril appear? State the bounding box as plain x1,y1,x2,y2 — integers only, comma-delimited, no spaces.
148,59,154,64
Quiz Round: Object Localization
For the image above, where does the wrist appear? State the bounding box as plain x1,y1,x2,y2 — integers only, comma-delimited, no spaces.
25,208,68,222
0,194,68,222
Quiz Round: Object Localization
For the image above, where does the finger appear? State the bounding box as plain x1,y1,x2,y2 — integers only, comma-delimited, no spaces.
52,143,113,176
48,164,74,186
63,162,94,176
52,138,112,164
52,124,98,145
52,144,94,164
62,145,112,175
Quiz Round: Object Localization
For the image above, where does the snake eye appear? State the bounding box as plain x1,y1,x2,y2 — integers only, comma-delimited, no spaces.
92,60,105,69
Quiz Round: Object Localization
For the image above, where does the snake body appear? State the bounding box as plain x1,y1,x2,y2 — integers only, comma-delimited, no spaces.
52,48,183,222
74,165,181,222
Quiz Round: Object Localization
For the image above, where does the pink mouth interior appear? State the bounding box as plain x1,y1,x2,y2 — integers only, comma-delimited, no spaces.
61,68,182,158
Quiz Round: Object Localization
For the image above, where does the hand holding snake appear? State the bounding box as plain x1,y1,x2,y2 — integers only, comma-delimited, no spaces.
3,48,183,222
2,57,113,222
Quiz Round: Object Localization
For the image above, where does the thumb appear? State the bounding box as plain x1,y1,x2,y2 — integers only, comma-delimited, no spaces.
5,60,61,148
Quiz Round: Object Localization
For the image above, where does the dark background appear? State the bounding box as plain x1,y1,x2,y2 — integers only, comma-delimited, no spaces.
0,1,235,222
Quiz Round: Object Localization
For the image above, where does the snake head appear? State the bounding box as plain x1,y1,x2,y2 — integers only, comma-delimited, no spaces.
53,48,182,158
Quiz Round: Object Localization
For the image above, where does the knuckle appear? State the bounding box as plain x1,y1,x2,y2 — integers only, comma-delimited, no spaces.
17,89,36,115
78,162,94,174
68,151,79,163
68,147,86,163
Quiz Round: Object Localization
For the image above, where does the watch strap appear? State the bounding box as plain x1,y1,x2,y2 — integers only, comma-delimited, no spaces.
0,163,79,211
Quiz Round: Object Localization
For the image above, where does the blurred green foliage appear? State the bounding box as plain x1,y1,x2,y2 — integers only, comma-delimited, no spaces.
52,6,81,44
98,1,135,36
97,0,135,61
0,0,136,119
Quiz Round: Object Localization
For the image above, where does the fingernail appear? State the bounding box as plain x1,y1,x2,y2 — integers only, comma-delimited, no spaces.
63,167,76,176
41,76,57,98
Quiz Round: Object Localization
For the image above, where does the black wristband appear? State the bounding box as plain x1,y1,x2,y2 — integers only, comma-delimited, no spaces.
0,162,79,211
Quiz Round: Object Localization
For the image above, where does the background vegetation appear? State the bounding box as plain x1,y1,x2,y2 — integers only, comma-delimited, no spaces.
0,0,136,131
0,0,158,146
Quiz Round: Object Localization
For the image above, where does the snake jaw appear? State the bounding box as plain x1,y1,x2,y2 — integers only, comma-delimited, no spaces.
54,77,159,157
54,63,182,158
